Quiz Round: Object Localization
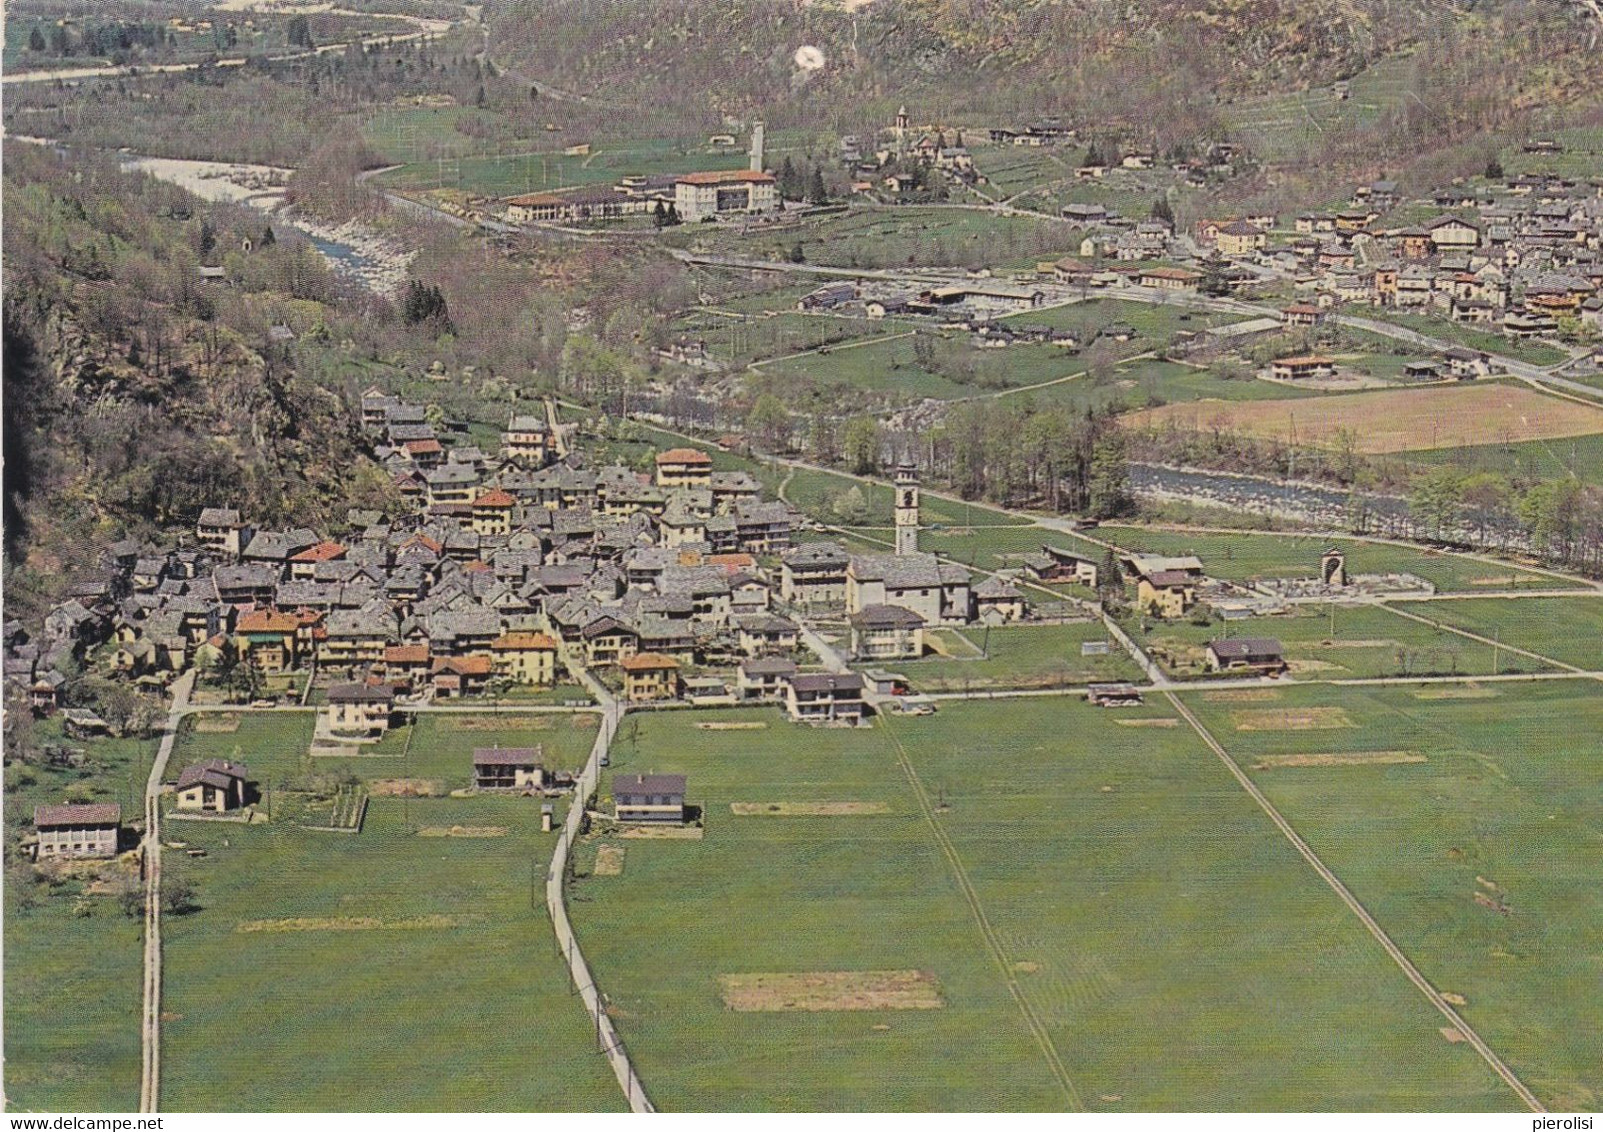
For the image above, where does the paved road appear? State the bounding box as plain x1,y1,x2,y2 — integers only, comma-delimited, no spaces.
139,669,196,1114
547,658,653,1113
1166,691,1547,1113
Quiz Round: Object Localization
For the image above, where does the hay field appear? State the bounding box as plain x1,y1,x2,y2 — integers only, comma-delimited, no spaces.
1125,384,1603,454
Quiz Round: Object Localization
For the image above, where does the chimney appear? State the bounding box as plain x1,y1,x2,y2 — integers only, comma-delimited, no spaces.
749,120,765,173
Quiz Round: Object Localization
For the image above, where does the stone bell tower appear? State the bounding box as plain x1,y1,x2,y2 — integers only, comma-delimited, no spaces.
894,461,919,557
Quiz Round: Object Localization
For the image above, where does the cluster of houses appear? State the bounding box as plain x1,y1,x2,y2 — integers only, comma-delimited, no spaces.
13,371,1038,735
1213,174,1603,344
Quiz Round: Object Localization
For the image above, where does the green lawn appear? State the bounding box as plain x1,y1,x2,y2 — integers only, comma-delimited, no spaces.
1133,602,1555,680
1387,595,1603,671
900,621,1140,690
4,721,156,1111
170,710,600,793
758,332,1085,402
160,791,621,1110
573,702,1518,1109
1344,307,1567,368
783,465,1028,529
1097,525,1569,593
1406,433,1603,489
1180,680,1603,1111
158,709,620,1111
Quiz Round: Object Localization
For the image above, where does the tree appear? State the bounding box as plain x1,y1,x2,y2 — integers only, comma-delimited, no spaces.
1087,432,1132,519
1410,466,1465,541
788,242,805,263
1081,141,1104,168
1199,251,1232,297
163,879,198,916
286,15,314,48
747,393,791,452
28,26,46,52
652,200,668,228
808,413,838,464
1150,195,1174,225
912,331,937,371
198,220,216,259
259,224,276,248
1096,547,1125,612
807,167,828,205
1485,156,1504,180
832,486,870,524
778,156,800,200
842,416,880,475
401,280,454,337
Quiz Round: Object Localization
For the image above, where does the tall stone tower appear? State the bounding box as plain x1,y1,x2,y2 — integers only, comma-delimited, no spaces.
749,120,765,172
894,461,920,557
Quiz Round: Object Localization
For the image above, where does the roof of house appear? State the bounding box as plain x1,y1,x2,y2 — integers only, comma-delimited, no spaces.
655,447,713,466
1209,637,1284,659
35,802,121,827
474,489,517,508
676,170,775,186
613,773,687,796
491,631,560,651
850,604,927,628
176,758,249,791
620,652,679,672
788,672,865,694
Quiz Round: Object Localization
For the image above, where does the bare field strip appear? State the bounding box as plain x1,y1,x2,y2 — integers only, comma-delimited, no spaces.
1114,718,1179,728
729,801,892,815
617,825,704,840
1233,706,1356,731
1125,384,1603,454
192,714,241,733
1251,751,1427,769
1203,689,1282,703
417,825,507,838
696,721,768,731
718,970,944,1013
369,778,444,796
594,845,626,876
235,915,471,933
1413,687,1500,700
452,715,549,731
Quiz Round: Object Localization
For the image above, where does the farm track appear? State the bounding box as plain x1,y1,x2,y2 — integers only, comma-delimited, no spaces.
1164,691,1547,1114
879,715,1086,1111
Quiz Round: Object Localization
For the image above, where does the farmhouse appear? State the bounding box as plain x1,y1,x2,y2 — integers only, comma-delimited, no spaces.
612,773,687,824
974,577,1027,623
1124,555,1204,618
1216,220,1267,257
174,758,250,813
849,604,927,661
489,631,560,686
472,747,546,791
1023,545,1099,585
1206,637,1288,674
1269,355,1336,381
33,803,121,860
655,448,714,489
1139,266,1202,291
784,671,866,725
325,682,395,737
673,170,778,223
620,652,680,702
781,542,850,609
736,656,797,701
847,552,972,624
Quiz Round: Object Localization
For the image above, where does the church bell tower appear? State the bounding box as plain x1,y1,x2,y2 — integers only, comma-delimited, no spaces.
894,461,919,556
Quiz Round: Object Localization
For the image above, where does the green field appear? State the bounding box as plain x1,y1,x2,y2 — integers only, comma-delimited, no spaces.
1387,595,1603,671
759,332,1084,401
782,465,1027,529
682,205,1081,272
901,621,1140,690
573,702,1517,1110
1181,680,1603,1110
684,312,918,370
1221,55,1417,167
1097,525,1568,593
1407,433,1603,488
4,722,156,1111
1135,602,1555,680
1344,307,1567,368
158,709,620,1110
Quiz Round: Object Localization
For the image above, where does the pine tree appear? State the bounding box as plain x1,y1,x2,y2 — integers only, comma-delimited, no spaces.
260,225,276,247
198,220,216,259
1150,196,1174,225
807,167,828,205
652,200,668,228
779,156,798,200
28,26,46,52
